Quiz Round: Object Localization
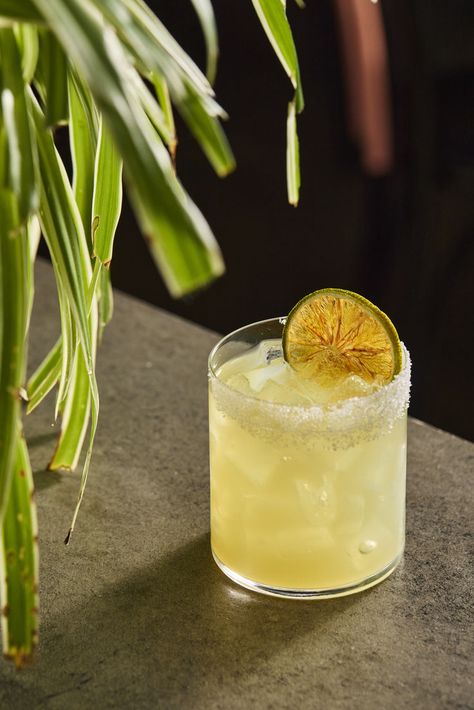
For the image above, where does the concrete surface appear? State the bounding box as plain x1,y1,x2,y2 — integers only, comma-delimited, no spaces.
0,260,472,709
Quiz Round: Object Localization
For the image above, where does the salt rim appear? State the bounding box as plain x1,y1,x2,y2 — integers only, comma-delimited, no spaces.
209,342,411,450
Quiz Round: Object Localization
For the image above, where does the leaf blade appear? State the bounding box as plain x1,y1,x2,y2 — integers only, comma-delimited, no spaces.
91,116,123,266
251,0,304,202
0,185,34,667
0,27,38,221
98,267,113,340
251,0,301,95
88,0,235,176
151,72,176,160
30,91,100,536
36,30,69,127
14,24,39,84
0,192,28,521
0,435,39,668
26,337,61,415
188,0,218,85
0,0,41,22
30,0,225,296
30,91,93,369
48,346,91,471
178,82,235,177
68,69,98,250
286,98,300,206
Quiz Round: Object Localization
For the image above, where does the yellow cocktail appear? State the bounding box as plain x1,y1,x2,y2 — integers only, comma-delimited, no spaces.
209,317,411,598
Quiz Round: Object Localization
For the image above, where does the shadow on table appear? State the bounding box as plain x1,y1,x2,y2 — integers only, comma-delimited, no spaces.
27,431,66,492
43,533,361,701
33,469,65,492
28,431,58,449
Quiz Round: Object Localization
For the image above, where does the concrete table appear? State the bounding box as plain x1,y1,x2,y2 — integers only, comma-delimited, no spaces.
1,261,473,709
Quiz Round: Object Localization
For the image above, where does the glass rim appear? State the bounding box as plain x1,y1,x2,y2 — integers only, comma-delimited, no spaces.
209,316,410,410
208,316,287,379
208,317,411,445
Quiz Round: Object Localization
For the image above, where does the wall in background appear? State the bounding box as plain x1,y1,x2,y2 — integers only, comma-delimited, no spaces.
65,1,474,440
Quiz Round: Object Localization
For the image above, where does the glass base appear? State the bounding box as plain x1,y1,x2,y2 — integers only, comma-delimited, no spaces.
212,551,403,600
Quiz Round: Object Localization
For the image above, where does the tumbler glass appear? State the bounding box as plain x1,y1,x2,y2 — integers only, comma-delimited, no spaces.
208,317,411,599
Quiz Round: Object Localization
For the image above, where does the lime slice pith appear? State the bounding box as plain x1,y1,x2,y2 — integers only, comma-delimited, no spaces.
282,288,402,386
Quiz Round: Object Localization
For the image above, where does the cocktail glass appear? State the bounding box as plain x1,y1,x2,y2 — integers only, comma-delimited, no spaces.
208,317,411,599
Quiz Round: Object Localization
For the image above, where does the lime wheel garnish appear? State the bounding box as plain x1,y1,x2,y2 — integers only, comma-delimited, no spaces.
282,288,402,385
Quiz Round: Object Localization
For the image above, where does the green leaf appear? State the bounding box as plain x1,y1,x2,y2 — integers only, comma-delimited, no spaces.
91,116,123,266
30,91,100,541
30,0,225,296
36,30,69,127
48,345,91,472
189,0,218,85
55,291,74,419
0,435,39,668
251,0,304,109
98,267,113,341
14,24,39,84
0,27,38,221
0,192,28,522
26,337,61,415
89,0,235,176
0,192,36,669
130,69,172,148
68,69,98,250
120,0,212,95
30,91,93,369
179,82,235,177
286,99,300,206
0,0,42,22
49,255,99,475
64,294,99,541
25,216,40,333
151,72,176,160
86,257,102,312
23,216,62,418
251,0,304,203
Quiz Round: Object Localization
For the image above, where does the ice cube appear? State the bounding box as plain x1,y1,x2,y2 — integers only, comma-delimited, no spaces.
217,423,279,487
226,373,255,397
291,376,334,406
329,375,379,404
253,338,283,367
259,379,313,405
244,360,287,392
265,345,283,363
295,475,337,524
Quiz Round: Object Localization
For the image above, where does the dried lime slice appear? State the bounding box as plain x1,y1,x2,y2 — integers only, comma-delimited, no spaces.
282,288,402,385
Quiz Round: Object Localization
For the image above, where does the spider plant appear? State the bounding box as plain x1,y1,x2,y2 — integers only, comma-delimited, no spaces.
0,0,303,667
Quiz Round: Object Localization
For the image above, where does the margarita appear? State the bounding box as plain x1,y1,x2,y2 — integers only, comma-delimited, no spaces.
208,315,411,598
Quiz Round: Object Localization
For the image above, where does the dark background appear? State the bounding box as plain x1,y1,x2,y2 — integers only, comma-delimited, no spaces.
61,1,474,440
